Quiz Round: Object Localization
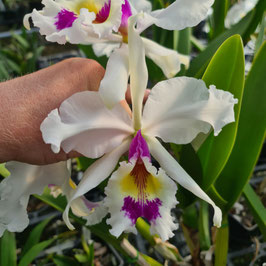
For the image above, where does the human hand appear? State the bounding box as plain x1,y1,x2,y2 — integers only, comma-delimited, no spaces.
0,58,105,165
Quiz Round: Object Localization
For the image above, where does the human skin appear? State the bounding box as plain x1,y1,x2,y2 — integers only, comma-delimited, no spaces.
0,58,105,165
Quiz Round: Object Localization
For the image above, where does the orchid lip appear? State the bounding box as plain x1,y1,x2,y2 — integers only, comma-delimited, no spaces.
128,130,151,162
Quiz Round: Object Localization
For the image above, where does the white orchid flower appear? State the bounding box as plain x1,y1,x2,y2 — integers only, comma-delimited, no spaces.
0,161,107,237
24,0,213,105
40,19,237,241
225,0,258,28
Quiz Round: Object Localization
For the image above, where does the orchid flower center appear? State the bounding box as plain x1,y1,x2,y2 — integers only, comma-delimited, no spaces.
54,0,111,30
119,130,162,224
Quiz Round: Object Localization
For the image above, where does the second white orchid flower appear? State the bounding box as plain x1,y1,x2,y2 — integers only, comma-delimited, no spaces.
40,18,237,241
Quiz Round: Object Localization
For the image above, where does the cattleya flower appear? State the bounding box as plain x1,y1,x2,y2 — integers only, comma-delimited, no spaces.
24,0,214,104
0,161,107,237
40,22,237,241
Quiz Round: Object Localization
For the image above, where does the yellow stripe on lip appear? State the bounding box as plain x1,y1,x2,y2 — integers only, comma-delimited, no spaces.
74,0,99,15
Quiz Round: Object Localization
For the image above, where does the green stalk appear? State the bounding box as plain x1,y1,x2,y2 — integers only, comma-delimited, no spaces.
199,201,211,250
214,216,229,266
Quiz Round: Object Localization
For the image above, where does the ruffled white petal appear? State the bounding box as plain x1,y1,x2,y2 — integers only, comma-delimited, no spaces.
147,137,222,227
41,91,133,158
128,15,148,130
142,37,188,78
63,139,131,230
137,0,214,32
142,77,238,144
0,161,68,236
99,44,129,108
92,0,123,38
129,0,152,13
24,0,123,44
105,157,178,241
92,42,120,57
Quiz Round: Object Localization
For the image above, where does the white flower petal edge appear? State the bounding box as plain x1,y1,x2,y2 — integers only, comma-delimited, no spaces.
142,77,238,144
99,44,129,108
0,161,69,237
137,0,214,32
142,37,190,78
63,139,131,230
129,0,152,14
92,42,120,57
128,15,148,130
41,91,133,158
62,181,108,226
147,137,222,227
104,157,178,241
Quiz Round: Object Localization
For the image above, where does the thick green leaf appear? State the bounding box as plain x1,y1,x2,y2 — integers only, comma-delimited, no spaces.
243,183,266,240
52,255,80,266
18,239,54,266
198,35,245,191
0,231,17,266
255,14,265,55
211,0,229,39
215,42,266,212
21,216,53,257
187,0,265,78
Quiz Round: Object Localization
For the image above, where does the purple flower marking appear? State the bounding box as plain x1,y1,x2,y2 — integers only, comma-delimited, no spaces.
95,0,111,23
128,130,151,162
121,196,162,224
54,9,78,30
120,0,132,28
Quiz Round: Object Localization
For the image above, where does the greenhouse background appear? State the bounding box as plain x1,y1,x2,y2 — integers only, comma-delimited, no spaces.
0,0,265,265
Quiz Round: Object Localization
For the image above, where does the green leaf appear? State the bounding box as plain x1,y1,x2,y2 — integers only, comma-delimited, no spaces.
0,163,10,178
215,42,266,212
187,0,265,78
211,0,229,39
18,239,54,266
199,201,211,250
74,253,89,263
175,28,192,55
197,35,245,191
214,216,229,266
52,255,80,266
21,216,53,257
0,231,17,266
243,183,266,241
255,13,265,55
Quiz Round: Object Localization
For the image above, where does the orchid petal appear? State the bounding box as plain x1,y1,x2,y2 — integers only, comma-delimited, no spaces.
128,15,148,130
92,42,120,57
41,91,133,158
142,77,238,144
137,0,214,32
0,161,68,236
142,37,190,78
63,139,131,230
105,157,178,241
129,0,152,13
99,44,129,108
147,137,222,227
62,179,108,225
92,0,124,38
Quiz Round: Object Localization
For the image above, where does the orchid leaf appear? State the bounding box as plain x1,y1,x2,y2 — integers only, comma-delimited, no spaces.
243,183,266,240
52,255,79,266
197,35,245,191
187,0,265,78
21,216,53,257
18,239,54,266
0,231,17,266
215,42,266,212
176,28,192,55
211,0,229,39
